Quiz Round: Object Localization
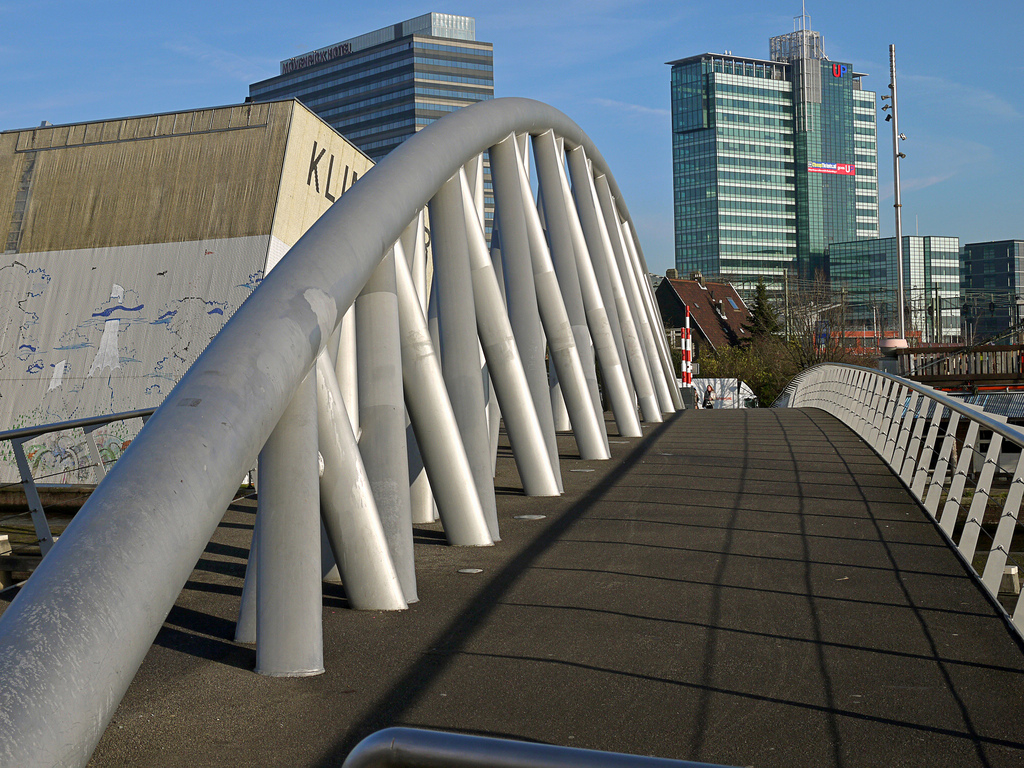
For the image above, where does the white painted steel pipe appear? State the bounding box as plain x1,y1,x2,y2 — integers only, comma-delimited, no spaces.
0,98,649,767
429,174,501,540
393,249,493,547
595,175,672,415
489,135,562,487
255,371,324,677
460,171,561,497
557,146,640,437
622,219,682,410
533,132,608,447
315,352,407,610
356,252,417,602
517,143,609,459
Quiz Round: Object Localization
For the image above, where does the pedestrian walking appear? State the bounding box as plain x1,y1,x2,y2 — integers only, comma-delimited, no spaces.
703,384,715,410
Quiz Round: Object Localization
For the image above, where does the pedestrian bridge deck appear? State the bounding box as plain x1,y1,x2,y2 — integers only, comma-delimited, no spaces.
12,408,1022,767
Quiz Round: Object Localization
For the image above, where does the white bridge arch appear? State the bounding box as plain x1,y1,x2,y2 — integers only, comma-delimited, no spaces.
0,97,681,767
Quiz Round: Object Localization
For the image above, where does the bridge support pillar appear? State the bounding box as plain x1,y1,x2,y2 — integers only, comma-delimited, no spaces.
255,370,324,677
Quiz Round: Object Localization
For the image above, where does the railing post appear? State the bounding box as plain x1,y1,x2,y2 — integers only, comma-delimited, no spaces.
910,398,944,501
958,419,1006,563
891,391,921,473
981,451,1024,597
939,419,981,535
11,437,55,555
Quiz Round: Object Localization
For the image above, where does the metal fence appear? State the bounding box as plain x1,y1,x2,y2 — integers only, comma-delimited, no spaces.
776,363,1024,636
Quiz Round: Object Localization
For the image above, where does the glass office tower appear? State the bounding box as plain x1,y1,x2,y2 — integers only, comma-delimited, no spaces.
249,13,494,233
830,236,961,344
669,16,878,293
961,240,1024,338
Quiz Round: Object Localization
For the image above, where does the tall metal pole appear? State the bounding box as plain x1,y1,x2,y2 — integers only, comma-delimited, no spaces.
889,44,907,342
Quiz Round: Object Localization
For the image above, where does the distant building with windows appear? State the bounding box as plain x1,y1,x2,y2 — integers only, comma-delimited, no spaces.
961,240,1024,339
829,236,961,345
249,12,495,234
668,12,878,293
655,271,751,361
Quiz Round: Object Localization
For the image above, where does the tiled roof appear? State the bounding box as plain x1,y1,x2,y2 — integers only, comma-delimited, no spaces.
663,278,751,350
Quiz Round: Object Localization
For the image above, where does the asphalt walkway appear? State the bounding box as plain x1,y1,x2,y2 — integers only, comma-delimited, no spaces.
8,407,1023,767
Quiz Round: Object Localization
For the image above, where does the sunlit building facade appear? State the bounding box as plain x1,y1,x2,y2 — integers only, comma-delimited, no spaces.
830,236,961,344
249,13,494,234
669,16,878,294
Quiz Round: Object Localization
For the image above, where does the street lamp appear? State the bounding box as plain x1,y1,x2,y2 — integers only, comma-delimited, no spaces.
880,44,909,357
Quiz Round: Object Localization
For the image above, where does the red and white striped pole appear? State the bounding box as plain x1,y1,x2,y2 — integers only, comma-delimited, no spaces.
682,305,693,388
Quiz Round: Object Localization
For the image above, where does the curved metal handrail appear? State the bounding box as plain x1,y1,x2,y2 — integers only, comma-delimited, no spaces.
341,727,730,768
0,98,677,768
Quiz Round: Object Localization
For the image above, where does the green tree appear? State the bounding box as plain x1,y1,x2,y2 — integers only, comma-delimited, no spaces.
743,279,781,340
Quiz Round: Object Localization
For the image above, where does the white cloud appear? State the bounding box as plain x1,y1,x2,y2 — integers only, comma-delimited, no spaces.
163,38,268,83
592,98,669,117
903,73,1021,120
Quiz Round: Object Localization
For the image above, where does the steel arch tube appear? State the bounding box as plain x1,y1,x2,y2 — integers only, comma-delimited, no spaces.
0,98,648,767
315,352,409,610
429,174,501,540
533,132,609,447
460,171,561,497
489,135,562,486
394,248,493,546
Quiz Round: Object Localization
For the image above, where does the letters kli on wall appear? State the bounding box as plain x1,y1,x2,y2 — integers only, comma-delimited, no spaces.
307,142,359,203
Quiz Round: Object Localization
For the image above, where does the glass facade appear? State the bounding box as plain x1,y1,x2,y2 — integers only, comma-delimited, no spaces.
961,240,1024,338
249,13,494,232
830,236,961,344
669,23,878,294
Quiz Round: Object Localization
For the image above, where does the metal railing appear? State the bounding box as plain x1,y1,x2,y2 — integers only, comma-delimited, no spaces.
0,408,155,559
776,363,1024,636
341,728,730,768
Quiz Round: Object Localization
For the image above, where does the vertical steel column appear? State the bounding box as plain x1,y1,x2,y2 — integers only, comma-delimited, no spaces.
549,364,572,432
394,237,435,527
356,252,417,601
255,371,324,677
532,132,608,446
430,174,502,539
335,305,359,434
515,141,609,459
316,353,408,610
587,176,660,423
460,171,561,497
394,249,494,545
595,174,671,415
566,148,635,408
234,517,258,643
558,145,641,437
489,135,562,489
622,218,683,410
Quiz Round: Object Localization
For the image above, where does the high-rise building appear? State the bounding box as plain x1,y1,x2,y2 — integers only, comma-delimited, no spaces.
668,13,878,293
249,13,495,233
961,240,1024,338
829,236,960,344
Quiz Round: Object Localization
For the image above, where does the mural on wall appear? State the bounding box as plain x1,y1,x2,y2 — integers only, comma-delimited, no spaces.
0,238,268,483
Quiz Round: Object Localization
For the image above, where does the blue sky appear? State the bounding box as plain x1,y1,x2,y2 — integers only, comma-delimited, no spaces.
4,1,1022,273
